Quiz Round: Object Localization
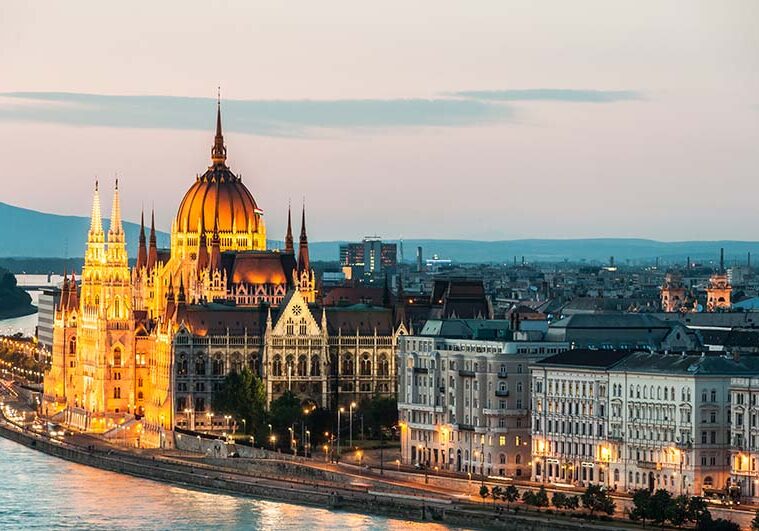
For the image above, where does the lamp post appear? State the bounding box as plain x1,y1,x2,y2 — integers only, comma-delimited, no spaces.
206,411,213,433
349,401,357,450
288,426,295,455
241,418,247,434
337,406,345,459
269,434,277,450
305,430,311,458
323,444,329,462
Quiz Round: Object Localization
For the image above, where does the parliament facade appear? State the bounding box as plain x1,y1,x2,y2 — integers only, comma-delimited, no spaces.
43,105,402,447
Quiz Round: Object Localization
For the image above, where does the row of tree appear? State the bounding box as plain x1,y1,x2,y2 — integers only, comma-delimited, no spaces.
478,484,614,517
210,368,397,449
630,489,738,531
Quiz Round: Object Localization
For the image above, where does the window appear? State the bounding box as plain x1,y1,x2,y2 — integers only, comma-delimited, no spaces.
360,354,372,376
113,347,122,368
113,387,121,399
711,389,717,402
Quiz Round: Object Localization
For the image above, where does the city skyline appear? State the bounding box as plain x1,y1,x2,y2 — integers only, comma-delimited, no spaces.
1,1,758,241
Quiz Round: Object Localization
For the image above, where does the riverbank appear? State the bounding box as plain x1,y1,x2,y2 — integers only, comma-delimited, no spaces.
0,416,631,531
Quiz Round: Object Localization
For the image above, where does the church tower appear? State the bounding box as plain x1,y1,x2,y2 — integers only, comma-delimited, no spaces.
706,248,732,312
294,204,316,302
661,271,688,312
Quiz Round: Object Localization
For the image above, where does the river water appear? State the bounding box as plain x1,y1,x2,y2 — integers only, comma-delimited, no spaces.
0,437,457,530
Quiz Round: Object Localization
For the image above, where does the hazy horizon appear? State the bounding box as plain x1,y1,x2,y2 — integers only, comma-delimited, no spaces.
1,1,757,242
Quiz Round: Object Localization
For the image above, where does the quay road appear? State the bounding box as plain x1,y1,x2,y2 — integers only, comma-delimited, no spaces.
0,380,753,529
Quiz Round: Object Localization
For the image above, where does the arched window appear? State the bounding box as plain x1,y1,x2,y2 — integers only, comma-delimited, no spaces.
178,354,188,376
310,355,320,376
299,318,307,336
114,297,120,318
710,389,717,402
342,354,354,375
360,354,371,376
212,356,224,376
231,354,242,374
499,453,506,464
68,336,76,354
378,355,389,376
285,319,294,336
248,354,259,374
272,355,282,376
195,356,206,375
113,347,122,367
515,454,522,464
297,355,307,377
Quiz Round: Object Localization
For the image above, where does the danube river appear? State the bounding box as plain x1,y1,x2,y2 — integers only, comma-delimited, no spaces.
0,438,458,530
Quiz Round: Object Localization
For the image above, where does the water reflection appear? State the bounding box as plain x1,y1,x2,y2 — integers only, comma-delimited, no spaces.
0,438,460,530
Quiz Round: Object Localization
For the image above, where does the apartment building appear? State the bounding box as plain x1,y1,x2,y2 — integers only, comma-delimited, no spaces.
398,318,569,479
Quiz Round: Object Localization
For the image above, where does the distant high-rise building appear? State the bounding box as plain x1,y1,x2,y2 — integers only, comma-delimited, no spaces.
339,237,397,278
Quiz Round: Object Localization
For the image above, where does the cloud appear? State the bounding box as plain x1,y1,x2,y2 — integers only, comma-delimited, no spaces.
453,89,642,103
0,92,513,136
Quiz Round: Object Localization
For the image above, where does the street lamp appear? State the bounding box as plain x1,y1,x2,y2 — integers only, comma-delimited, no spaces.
269,434,277,450
241,418,247,434
349,401,357,450
337,407,345,459
305,430,311,458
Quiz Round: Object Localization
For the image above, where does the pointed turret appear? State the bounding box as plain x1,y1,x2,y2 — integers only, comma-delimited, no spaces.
107,178,124,242
136,210,147,270
210,97,227,167
177,275,186,304
147,209,158,271
284,204,294,254
68,272,78,310
297,204,310,273
88,180,103,238
85,180,105,265
210,217,221,271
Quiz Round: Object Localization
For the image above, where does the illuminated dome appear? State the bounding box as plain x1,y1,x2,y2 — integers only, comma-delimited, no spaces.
173,104,266,253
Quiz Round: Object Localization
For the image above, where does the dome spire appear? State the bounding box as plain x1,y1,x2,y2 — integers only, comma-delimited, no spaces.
211,88,227,166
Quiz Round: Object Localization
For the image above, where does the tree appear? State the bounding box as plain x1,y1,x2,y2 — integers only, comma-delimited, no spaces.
534,486,549,507
503,485,519,510
649,489,674,526
751,508,759,530
566,495,580,510
669,495,690,528
479,485,490,502
211,368,266,438
269,391,302,429
629,489,652,525
581,484,615,517
552,492,568,509
491,485,502,508
522,490,536,506
698,517,739,531
360,395,398,439
687,496,710,528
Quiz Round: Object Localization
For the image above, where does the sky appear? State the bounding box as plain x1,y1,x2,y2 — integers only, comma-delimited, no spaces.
1,1,758,241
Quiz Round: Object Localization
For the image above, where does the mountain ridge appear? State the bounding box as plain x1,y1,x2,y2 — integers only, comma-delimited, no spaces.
2,202,758,264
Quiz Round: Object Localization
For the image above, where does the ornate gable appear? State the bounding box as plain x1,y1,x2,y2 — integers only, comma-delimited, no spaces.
272,289,321,336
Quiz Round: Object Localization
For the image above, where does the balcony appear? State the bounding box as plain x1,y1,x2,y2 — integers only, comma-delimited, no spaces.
413,367,429,374
637,460,660,470
458,423,475,431
497,372,509,379
607,434,624,442
495,389,510,397
458,369,475,378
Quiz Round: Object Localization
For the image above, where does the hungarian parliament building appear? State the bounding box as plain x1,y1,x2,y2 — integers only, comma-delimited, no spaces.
43,105,404,447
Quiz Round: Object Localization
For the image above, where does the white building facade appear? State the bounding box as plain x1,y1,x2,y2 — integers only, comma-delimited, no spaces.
398,319,568,480
531,351,753,497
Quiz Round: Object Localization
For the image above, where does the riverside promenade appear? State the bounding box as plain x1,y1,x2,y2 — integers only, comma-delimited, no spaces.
0,385,670,530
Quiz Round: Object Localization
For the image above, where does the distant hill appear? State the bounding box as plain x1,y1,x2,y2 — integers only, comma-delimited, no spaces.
2,202,759,265
0,202,169,258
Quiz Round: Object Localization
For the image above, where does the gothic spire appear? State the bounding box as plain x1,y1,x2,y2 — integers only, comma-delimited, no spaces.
297,203,310,272
284,202,294,254
210,93,227,166
136,209,147,270
147,208,158,271
107,178,124,242
88,180,103,238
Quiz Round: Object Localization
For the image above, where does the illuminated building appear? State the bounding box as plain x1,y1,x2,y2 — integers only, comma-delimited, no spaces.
706,249,732,312
397,319,568,478
660,271,697,313
44,103,401,445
